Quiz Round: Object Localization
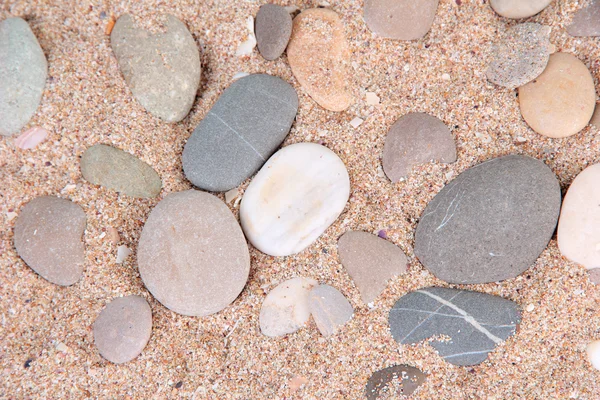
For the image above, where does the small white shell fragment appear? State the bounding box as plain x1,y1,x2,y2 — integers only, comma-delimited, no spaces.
365,92,380,105
350,117,364,128
116,245,132,263
55,342,69,353
225,187,239,204
7,212,18,221
442,73,451,81
516,136,527,143
587,340,600,370
14,126,48,149
236,16,257,56
526,303,535,312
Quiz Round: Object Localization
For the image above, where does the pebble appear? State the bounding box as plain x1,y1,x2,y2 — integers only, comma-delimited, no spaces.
414,155,561,284
260,277,318,337
255,4,292,60
137,190,250,316
568,0,600,37
236,16,257,56
364,0,439,40
365,92,380,105
518,52,596,138
587,341,600,370
14,126,48,150
183,74,298,192
558,164,600,270
486,23,551,89
490,0,553,19
81,144,162,198
13,196,86,286
111,14,201,122
365,365,426,399
337,231,408,304
389,287,521,366
116,245,132,264
308,284,353,337
93,295,152,364
591,104,600,129
240,143,350,257
382,112,456,182
287,8,354,111
0,17,48,137
589,268,600,285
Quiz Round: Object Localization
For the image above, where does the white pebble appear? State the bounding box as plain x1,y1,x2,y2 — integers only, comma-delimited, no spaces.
236,16,256,56
442,73,451,81
225,187,239,204
7,212,17,221
403,64,410,72
365,92,380,105
116,245,132,263
587,340,600,370
350,117,364,128
526,303,535,312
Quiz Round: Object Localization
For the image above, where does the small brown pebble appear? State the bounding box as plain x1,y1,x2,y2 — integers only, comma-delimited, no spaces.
107,226,120,244
105,16,115,35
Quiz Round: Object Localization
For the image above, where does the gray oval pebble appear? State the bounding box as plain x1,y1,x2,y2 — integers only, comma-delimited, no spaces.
255,4,292,60
308,284,353,337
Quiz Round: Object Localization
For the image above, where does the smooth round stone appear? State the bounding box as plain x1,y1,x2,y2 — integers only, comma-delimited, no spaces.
558,164,600,270
364,0,439,40
587,340,600,370
137,190,250,316
486,23,551,89
255,4,292,60
308,284,353,337
13,196,86,286
111,14,201,122
382,112,456,182
414,155,561,284
81,144,162,198
518,53,596,138
260,277,317,337
287,8,354,112
490,0,553,19
182,74,298,192
240,143,350,257
568,1,600,37
93,295,152,364
0,17,48,137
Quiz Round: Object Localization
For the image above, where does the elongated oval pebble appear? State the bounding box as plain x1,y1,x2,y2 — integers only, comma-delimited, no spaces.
364,0,439,40
14,126,48,150
308,284,353,337
255,4,292,60
490,0,553,19
240,143,350,257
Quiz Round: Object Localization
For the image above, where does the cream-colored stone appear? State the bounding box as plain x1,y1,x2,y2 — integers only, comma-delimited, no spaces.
490,0,553,19
587,340,600,370
364,0,439,40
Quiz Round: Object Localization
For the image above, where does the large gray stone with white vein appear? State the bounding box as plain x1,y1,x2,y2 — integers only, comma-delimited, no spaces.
182,74,298,192
389,287,521,366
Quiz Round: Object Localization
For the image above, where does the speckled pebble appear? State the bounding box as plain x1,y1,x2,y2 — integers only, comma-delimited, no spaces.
255,4,292,60
365,365,427,400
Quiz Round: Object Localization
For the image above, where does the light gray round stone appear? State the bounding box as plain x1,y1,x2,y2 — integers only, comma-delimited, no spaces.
414,155,561,284
255,4,292,60
364,0,440,40
0,17,48,136
568,0,600,37
93,295,152,364
308,284,353,337
137,190,250,316
182,73,298,192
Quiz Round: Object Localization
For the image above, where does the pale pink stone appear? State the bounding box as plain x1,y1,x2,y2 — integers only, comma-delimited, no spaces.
14,126,48,149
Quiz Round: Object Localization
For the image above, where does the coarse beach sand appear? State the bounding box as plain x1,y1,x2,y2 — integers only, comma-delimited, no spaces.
1,0,600,398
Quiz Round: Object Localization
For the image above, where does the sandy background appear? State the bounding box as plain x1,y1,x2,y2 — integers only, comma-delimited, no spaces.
1,0,600,398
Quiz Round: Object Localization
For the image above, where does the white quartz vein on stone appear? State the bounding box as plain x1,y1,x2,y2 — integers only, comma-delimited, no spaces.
208,111,265,161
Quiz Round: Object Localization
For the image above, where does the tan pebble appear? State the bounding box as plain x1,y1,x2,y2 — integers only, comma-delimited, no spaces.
364,0,439,40
108,226,120,244
105,16,115,35
490,0,553,19
287,8,354,111
290,375,308,391
518,53,595,138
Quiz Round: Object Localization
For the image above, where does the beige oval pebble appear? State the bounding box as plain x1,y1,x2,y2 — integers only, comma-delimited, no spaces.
287,8,353,111
588,340,600,370
490,0,553,19
308,284,353,337
518,53,596,138
364,0,439,40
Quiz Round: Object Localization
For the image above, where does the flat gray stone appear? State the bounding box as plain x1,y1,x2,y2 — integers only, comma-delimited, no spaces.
382,112,456,182
13,196,86,286
308,284,353,337
137,190,250,316
255,4,292,60
389,287,521,366
182,74,298,192
364,0,439,40
365,365,426,399
414,155,561,284
111,14,201,122
0,17,47,136
338,231,408,304
568,0,600,37
93,295,152,364
81,144,162,198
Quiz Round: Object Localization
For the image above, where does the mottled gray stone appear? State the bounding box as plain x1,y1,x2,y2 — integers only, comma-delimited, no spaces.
255,4,292,60
365,365,426,399
568,0,600,37
182,74,298,192
0,17,47,136
137,190,250,316
93,295,152,364
364,0,439,40
13,196,86,286
414,155,561,284
389,287,521,366
81,144,162,198
308,284,353,337
111,14,201,122
338,231,408,304
382,112,456,182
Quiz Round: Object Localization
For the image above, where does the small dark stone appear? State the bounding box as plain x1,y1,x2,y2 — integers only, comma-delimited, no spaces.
24,359,33,368
255,4,292,60
174,381,183,389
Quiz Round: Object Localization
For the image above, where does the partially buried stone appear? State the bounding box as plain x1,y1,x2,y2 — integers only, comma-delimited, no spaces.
486,23,551,89
382,112,456,182
287,8,354,111
337,231,408,304
183,74,298,192
255,4,292,60
111,14,201,122
13,196,86,286
137,190,250,316
490,0,553,19
93,295,152,364
389,287,521,366
81,144,162,198
308,284,353,337
414,155,561,284
240,143,350,257
364,0,439,40
260,277,318,337
589,269,600,285
568,0,600,37
365,365,427,400
518,53,596,138
0,17,48,136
